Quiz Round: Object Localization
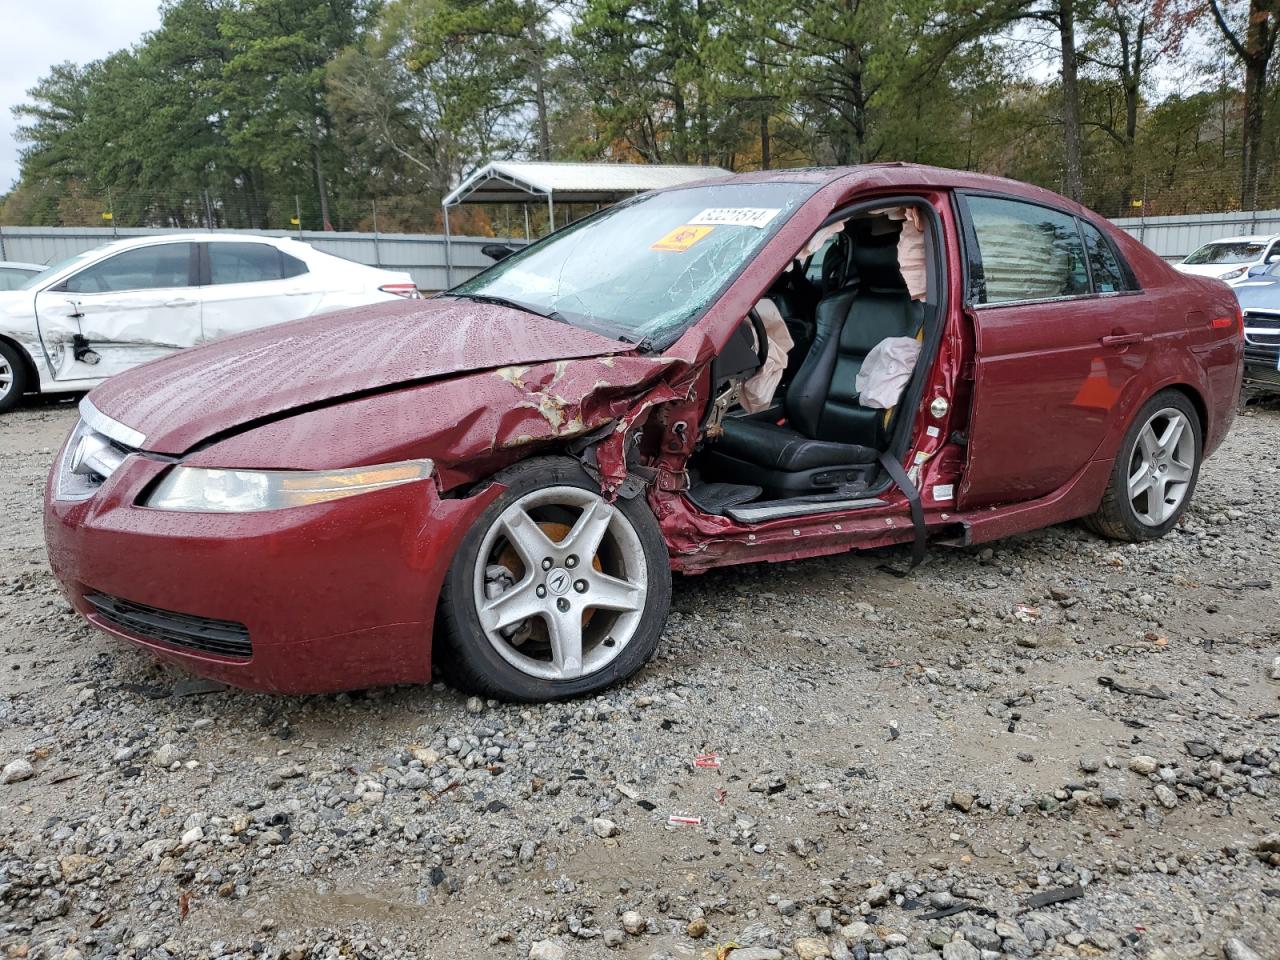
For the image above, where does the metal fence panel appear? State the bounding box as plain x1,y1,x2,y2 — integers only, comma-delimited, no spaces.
0,225,508,291
1111,210,1280,260
12,211,1273,280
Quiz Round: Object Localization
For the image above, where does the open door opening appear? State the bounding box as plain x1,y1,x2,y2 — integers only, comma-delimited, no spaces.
685,196,948,524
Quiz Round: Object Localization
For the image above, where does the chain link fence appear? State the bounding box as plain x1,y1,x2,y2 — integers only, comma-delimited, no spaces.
1084,177,1280,222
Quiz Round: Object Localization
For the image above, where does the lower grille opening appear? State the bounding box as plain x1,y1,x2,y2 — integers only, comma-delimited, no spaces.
84,592,252,659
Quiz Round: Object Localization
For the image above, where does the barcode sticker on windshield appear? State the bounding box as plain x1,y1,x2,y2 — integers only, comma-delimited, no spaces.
688,207,781,228
651,225,714,252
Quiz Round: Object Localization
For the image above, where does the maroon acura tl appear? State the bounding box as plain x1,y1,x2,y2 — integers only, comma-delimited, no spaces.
45,164,1242,701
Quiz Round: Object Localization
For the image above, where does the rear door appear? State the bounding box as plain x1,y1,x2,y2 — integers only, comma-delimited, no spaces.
197,240,322,341
956,193,1153,509
34,242,201,381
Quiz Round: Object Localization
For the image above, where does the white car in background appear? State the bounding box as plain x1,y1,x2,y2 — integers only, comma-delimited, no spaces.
1175,234,1280,285
0,261,45,291
0,234,419,413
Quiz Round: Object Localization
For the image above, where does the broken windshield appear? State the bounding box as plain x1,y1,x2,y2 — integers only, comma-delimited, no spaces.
449,181,816,346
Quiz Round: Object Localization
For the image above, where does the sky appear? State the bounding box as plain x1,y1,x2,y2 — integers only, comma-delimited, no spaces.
0,0,162,192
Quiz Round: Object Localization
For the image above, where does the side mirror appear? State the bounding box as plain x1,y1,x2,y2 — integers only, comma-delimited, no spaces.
1268,254,1280,263
1248,264,1270,277
481,243,516,262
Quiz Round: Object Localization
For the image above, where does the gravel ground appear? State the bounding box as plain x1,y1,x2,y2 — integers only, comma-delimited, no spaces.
1,397,1278,960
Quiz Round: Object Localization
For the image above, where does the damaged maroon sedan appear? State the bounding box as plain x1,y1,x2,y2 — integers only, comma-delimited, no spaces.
45,164,1243,701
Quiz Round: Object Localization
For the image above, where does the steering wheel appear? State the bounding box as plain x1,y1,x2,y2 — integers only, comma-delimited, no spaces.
747,307,769,369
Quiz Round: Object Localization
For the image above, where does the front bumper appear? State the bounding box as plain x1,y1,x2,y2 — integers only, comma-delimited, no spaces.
44,447,494,694
1243,311,1280,388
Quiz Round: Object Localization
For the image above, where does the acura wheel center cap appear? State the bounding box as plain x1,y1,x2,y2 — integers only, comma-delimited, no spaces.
546,567,572,597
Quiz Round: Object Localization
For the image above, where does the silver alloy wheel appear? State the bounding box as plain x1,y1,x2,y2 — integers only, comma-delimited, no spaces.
473,485,648,681
0,353,12,402
1127,406,1195,526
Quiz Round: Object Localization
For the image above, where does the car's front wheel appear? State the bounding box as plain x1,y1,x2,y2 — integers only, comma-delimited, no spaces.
0,340,31,414
437,457,671,701
1086,389,1202,542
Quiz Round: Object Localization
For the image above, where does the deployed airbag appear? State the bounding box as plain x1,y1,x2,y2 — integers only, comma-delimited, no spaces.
740,298,794,413
855,336,921,409
872,205,928,300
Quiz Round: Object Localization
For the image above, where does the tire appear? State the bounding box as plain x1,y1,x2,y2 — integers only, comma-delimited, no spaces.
1085,389,1202,542
0,340,31,414
436,456,672,702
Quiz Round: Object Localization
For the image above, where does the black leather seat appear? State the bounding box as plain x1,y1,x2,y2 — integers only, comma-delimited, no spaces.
704,220,923,496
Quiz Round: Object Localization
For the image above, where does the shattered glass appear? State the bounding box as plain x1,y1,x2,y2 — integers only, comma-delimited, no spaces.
451,182,816,346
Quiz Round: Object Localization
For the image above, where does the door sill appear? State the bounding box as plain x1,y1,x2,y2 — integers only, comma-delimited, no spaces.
726,496,887,523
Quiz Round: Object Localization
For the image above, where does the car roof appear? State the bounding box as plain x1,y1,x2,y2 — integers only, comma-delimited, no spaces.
1195,235,1280,244
655,162,1115,222
0,261,45,271
91,233,308,254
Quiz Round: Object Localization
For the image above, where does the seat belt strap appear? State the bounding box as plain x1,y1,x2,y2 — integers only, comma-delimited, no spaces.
876,449,927,576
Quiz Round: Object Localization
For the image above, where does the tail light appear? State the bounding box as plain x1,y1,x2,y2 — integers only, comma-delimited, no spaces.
379,283,421,300
1210,303,1243,334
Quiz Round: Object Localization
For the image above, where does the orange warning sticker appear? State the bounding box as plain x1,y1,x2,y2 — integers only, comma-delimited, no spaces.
651,224,714,252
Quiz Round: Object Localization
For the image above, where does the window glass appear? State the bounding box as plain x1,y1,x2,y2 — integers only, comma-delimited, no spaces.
0,267,37,291
1080,221,1129,293
452,181,816,346
966,196,1089,304
1183,241,1266,265
804,237,836,283
64,244,194,294
281,252,308,278
208,242,288,285
19,250,94,290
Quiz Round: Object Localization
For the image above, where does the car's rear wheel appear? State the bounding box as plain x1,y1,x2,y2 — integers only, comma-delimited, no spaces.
1085,389,1201,542
0,340,31,414
437,456,671,701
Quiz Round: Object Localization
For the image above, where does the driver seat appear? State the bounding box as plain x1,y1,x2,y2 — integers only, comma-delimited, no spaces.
703,220,921,496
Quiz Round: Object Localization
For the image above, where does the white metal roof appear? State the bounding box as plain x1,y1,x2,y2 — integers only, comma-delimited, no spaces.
443,160,733,206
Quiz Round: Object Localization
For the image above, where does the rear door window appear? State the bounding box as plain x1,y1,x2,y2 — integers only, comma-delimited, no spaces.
62,244,196,294
207,242,308,284
964,196,1090,305
1079,221,1134,293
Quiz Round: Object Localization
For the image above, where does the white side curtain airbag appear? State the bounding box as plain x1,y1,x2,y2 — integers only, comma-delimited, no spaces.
855,336,921,410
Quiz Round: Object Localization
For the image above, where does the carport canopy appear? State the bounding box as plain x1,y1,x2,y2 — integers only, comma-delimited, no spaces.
442,160,732,207
441,160,733,286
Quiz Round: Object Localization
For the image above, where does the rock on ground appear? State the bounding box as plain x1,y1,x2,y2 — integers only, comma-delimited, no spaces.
1,401,1280,957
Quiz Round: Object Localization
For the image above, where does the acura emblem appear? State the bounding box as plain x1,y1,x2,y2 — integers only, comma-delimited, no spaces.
546,568,572,596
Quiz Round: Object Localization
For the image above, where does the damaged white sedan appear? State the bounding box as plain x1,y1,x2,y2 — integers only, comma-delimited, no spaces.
0,234,420,413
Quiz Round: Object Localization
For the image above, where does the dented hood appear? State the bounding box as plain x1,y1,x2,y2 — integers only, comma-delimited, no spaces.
87,297,630,454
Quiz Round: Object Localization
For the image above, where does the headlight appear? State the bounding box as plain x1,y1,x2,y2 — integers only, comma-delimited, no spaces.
145,460,433,513
1221,268,1247,280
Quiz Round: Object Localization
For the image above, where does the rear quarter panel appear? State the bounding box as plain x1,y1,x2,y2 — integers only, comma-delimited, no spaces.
1100,223,1242,460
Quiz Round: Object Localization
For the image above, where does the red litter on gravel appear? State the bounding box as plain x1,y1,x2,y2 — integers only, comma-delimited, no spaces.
694,753,721,768
668,814,702,826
